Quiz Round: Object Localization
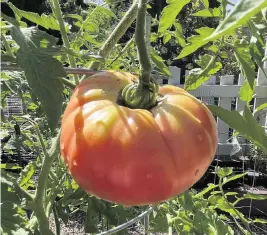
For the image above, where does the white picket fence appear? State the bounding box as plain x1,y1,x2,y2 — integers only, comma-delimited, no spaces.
155,63,267,158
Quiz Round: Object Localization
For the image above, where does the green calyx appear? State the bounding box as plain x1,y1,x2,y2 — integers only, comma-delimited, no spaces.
121,77,159,110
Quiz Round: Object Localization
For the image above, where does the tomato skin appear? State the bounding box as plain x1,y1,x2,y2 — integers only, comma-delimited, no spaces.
60,71,218,206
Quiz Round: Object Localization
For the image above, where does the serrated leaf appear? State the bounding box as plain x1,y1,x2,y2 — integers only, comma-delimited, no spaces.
223,172,247,185
234,42,256,89
185,54,222,90
195,183,217,198
208,105,267,153
177,27,215,59
18,161,36,187
150,47,171,76
254,218,267,224
216,167,233,178
10,26,65,131
174,22,186,47
238,80,254,104
84,199,99,233
0,202,30,235
208,195,224,205
204,0,267,42
1,175,21,205
158,0,191,33
201,0,209,8
254,103,267,113
163,31,172,44
192,8,221,17
244,193,267,200
9,3,68,32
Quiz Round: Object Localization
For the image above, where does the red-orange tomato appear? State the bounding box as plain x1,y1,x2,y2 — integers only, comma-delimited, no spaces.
60,71,218,206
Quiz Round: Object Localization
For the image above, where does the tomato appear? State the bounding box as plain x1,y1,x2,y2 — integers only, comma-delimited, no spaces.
60,71,218,206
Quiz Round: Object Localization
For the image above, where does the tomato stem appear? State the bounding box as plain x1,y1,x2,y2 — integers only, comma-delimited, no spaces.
120,0,159,110
135,0,152,85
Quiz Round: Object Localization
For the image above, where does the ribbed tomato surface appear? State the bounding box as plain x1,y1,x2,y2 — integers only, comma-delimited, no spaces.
60,71,217,206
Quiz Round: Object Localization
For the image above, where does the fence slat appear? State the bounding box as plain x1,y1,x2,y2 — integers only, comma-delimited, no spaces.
217,76,234,144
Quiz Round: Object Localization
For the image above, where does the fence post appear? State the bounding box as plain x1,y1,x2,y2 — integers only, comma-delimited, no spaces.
235,74,246,144
168,66,181,85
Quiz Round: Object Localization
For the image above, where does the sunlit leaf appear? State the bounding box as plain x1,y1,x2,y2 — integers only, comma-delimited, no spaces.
234,42,256,89
208,105,267,153
150,47,171,76
238,80,254,104
158,0,191,33
185,54,222,90
10,26,65,131
204,0,267,42
177,27,215,59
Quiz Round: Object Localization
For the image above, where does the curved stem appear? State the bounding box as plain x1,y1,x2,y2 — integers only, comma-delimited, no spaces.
88,0,138,70
59,77,76,90
97,207,153,235
219,177,253,234
135,0,151,85
49,0,79,85
32,131,61,235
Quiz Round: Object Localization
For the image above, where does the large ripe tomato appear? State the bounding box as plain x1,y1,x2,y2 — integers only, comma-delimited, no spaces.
60,71,217,206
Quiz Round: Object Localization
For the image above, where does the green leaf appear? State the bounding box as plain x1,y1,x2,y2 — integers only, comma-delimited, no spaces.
18,161,36,187
158,0,191,33
254,103,267,113
163,31,172,44
223,172,248,185
238,80,254,104
254,218,267,224
84,199,99,233
177,27,215,59
185,54,222,90
208,195,224,205
208,105,267,153
204,0,267,42
195,183,217,198
0,164,22,170
244,193,267,200
201,0,209,8
9,3,67,32
174,22,186,47
234,42,256,89
0,202,30,235
192,8,221,17
216,167,233,178
150,47,171,76
10,26,65,131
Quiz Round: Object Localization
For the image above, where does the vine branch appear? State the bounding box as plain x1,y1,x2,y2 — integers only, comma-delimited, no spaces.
135,0,151,85
49,0,79,85
89,0,138,70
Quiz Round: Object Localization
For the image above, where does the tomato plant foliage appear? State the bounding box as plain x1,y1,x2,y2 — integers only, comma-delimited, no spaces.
1,0,267,234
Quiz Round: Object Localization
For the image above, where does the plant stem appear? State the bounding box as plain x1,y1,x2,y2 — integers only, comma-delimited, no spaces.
88,0,138,70
108,36,135,67
59,77,76,90
135,0,151,85
32,131,61,235
53,205,61,235
219,177,253,234
49,0,79,85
